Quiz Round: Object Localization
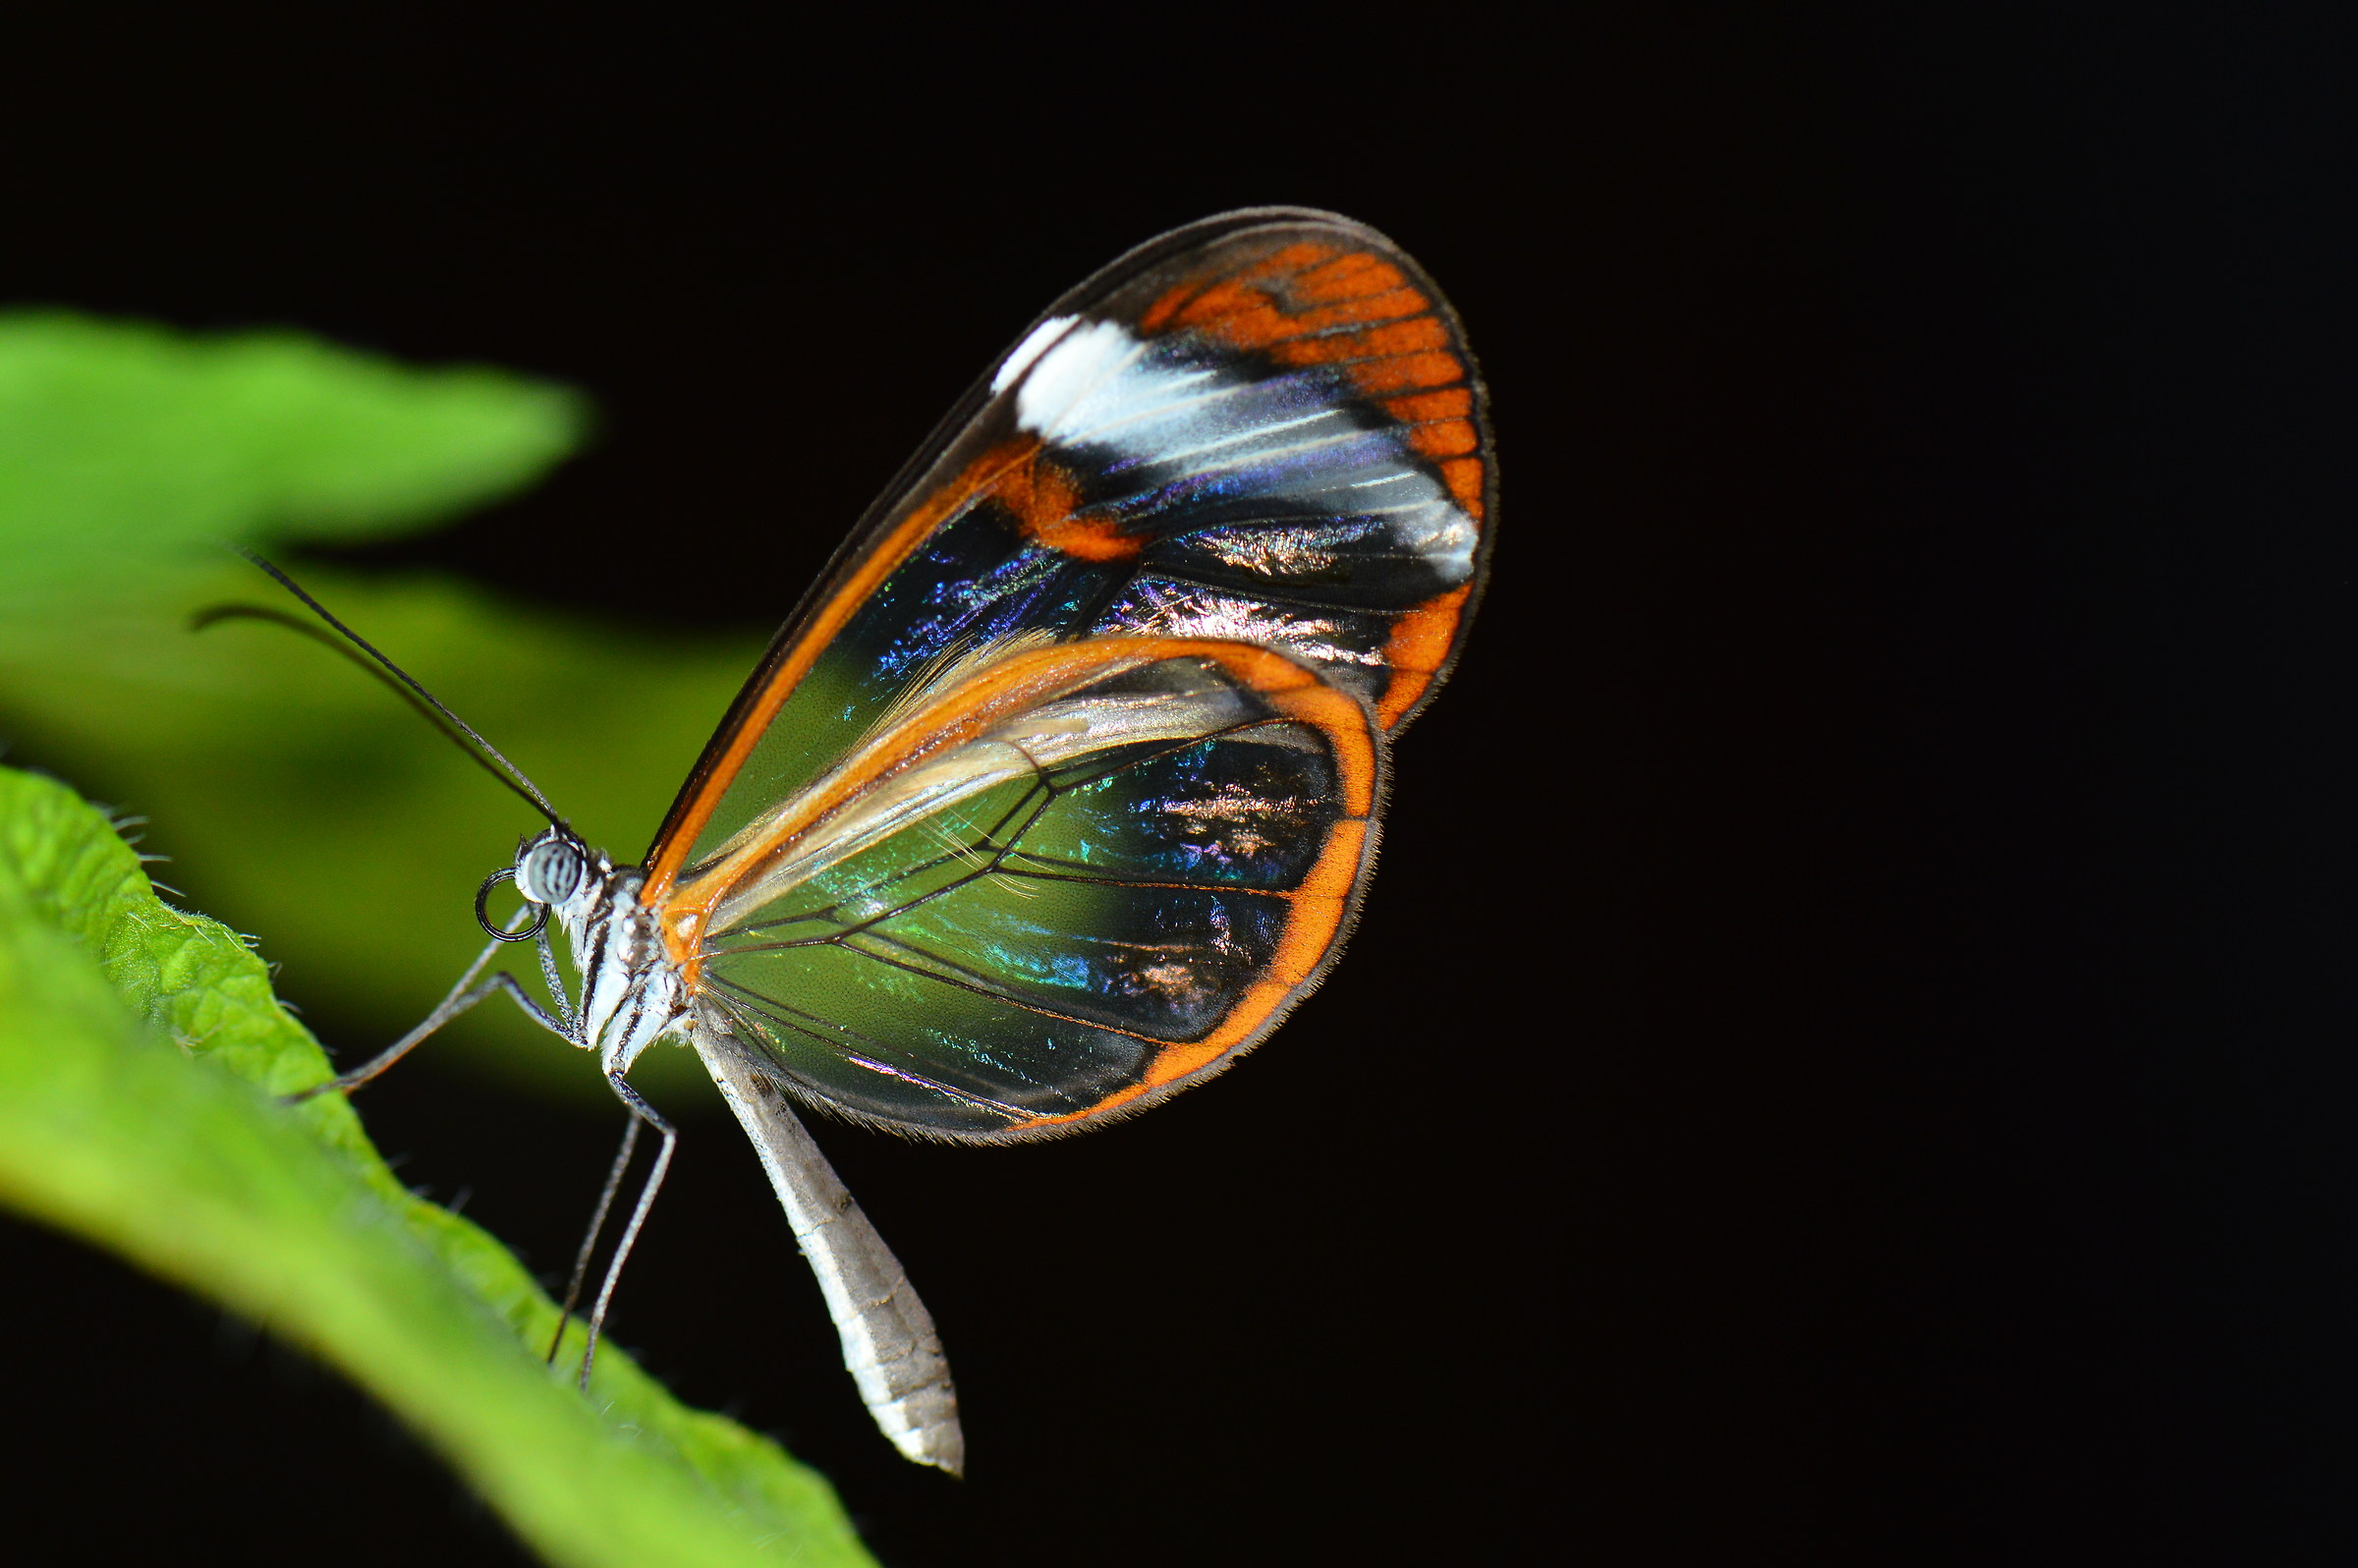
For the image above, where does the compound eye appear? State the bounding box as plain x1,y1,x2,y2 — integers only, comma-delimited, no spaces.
518,837,586,904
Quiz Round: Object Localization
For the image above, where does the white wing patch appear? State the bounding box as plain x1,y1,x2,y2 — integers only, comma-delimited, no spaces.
991,313,1081,395
1006,317,1478,584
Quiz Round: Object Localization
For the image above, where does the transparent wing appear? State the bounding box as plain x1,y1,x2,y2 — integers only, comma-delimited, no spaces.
676,638,1381,1141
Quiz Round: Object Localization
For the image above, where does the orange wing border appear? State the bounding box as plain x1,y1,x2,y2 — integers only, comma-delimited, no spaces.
641,208,1492,906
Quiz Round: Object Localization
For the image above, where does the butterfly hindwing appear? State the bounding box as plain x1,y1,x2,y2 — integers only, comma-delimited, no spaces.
646,209,1489,897
675,638,1381,1140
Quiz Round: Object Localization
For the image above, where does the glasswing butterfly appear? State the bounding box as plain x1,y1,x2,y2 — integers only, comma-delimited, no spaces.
259,207,1493,1475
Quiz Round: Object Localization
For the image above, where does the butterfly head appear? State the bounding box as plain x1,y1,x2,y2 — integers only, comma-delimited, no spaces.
515,827,591,908
479,825,611,949
506,824,679,1072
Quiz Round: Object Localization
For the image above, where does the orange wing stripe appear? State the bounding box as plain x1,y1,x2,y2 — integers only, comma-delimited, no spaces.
1290,252,1410,304
999,452,1144,561
1339,349,1466,397
1265,315,1450,365
1407,419,1481,460
1166,282,1433,350
1375,585,1475,728
1143,245,1440,356
1384,387,1474,422
1437,457,1487,519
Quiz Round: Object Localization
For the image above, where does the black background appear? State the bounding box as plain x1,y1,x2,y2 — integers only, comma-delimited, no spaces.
4,8,2355,1565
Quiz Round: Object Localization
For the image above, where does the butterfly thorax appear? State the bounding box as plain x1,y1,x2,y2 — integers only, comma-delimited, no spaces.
514,829,690,1075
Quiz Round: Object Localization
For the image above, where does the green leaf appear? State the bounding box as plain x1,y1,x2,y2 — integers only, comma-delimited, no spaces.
0,764,878,1567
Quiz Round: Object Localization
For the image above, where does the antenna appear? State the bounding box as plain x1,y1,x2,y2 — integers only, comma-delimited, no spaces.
197,548,564,827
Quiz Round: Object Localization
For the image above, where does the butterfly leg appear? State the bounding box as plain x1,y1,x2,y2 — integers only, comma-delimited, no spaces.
536,924,579,1034
574,1072,677,1391
543,1115,641,1364
284,972,569,1104
284,909,575,1103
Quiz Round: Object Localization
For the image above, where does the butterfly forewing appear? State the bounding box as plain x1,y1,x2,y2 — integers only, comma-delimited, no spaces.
674,639,1380,1140
645,209,1490,899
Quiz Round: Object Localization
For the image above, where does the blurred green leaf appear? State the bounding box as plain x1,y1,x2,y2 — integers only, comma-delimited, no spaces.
0,310,761,1096
0,764,877,1567
0,311,586,612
